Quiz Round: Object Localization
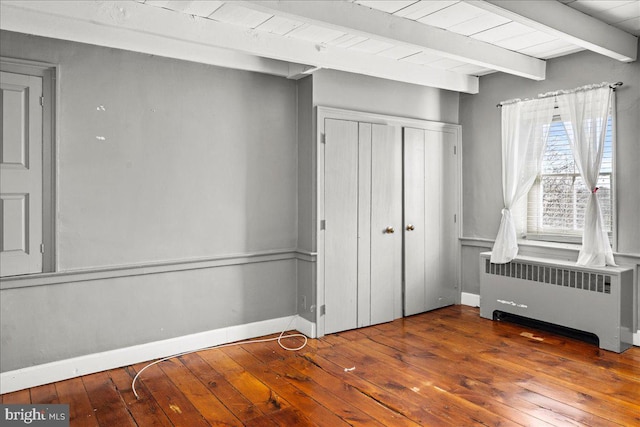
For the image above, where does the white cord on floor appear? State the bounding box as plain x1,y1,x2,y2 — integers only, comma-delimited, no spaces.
131,316,307,399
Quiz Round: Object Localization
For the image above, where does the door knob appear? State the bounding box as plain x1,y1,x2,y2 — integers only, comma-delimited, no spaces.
406,224,415,231
384,226,395,234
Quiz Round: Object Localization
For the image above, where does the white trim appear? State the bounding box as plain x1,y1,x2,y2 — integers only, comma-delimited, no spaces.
461,292,480,308
295,316,317,339
0,249,298,290
0,315,305,394
460,236,640,261
634,332,640,347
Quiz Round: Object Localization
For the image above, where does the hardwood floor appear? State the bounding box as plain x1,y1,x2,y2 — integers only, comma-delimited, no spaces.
2,305,639,426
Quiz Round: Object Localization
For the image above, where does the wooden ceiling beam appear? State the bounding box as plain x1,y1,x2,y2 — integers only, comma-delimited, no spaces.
0,1,293,77
241,0,547,80
0,0,479,93
469,0,637,62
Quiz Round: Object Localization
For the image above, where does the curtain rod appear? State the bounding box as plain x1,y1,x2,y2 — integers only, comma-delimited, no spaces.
496,82,623,108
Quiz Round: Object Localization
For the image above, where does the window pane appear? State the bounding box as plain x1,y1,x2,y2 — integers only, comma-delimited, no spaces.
542,121,575,174
528,115,613,239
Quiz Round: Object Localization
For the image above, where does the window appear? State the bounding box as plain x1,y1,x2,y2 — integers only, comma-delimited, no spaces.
526,115,614,242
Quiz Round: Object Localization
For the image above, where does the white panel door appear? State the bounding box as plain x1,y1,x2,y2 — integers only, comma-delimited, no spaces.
324,118,359,334
1,71,43,276
436,129,459,304
370,124,402,325
404,127,458,315
403,128,427,316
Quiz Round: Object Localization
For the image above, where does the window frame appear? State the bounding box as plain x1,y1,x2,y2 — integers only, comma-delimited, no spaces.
524,110,617,249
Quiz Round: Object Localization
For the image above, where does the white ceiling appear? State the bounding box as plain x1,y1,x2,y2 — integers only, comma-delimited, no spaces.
1,1,638,94
561,0,640,36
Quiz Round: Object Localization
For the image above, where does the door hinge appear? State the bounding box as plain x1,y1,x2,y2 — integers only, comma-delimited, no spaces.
453,145,457,155
320,133,326,144
40,243,45,253
39,96,44,106
320,220,326,230
454,214,457,223
320,305,326,316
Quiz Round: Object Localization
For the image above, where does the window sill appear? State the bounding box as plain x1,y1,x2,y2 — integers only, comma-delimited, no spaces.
517,238,582,252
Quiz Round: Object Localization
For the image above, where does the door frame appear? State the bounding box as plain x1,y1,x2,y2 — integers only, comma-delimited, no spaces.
316,106,463,337
1,57,57,274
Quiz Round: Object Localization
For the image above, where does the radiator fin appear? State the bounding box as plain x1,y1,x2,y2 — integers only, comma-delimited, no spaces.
485,259,611,294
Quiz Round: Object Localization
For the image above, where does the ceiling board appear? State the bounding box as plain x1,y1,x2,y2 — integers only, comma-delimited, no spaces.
180,1,224,17
209,3,272,28
417,2,486,29
286,24,345,43
447,10,511,35
494,30,558,51
355,0,417,14
401,51,445,65
349,38,395,54
326,34,369,49
471,21,536,44
144,1,171,7
427,57,469,69
377,44,423,60
256,15,304,35
393,0,458,20
517,38,579,57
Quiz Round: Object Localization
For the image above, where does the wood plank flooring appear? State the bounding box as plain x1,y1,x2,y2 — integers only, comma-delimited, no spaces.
2,305,639,426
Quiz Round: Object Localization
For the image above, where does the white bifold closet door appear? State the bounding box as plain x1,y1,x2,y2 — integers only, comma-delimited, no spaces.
403,127,458,316
324,118,402,335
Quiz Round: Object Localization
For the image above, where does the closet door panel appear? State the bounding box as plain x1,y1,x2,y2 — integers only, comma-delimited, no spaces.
404,127,459,315
370,124,403,325
424,129,457,310
423,129,445,311
403,128,427,316
324,118,359,334
357,123,372,327
439,130,459,305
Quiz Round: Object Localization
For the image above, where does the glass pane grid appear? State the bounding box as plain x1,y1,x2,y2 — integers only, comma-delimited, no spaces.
528,116,613,238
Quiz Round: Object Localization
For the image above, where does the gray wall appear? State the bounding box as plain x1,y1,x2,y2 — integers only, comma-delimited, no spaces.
0,31,298,371
459,47,640,329
313,69,460,124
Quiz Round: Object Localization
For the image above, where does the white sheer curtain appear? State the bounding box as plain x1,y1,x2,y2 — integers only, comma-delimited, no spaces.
556,84,616,266
491,98,556,263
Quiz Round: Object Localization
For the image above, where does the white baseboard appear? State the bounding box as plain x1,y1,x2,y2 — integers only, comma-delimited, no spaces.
635,332,640,347
461,292,480,307
1,315,306,394
295,316,317,339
